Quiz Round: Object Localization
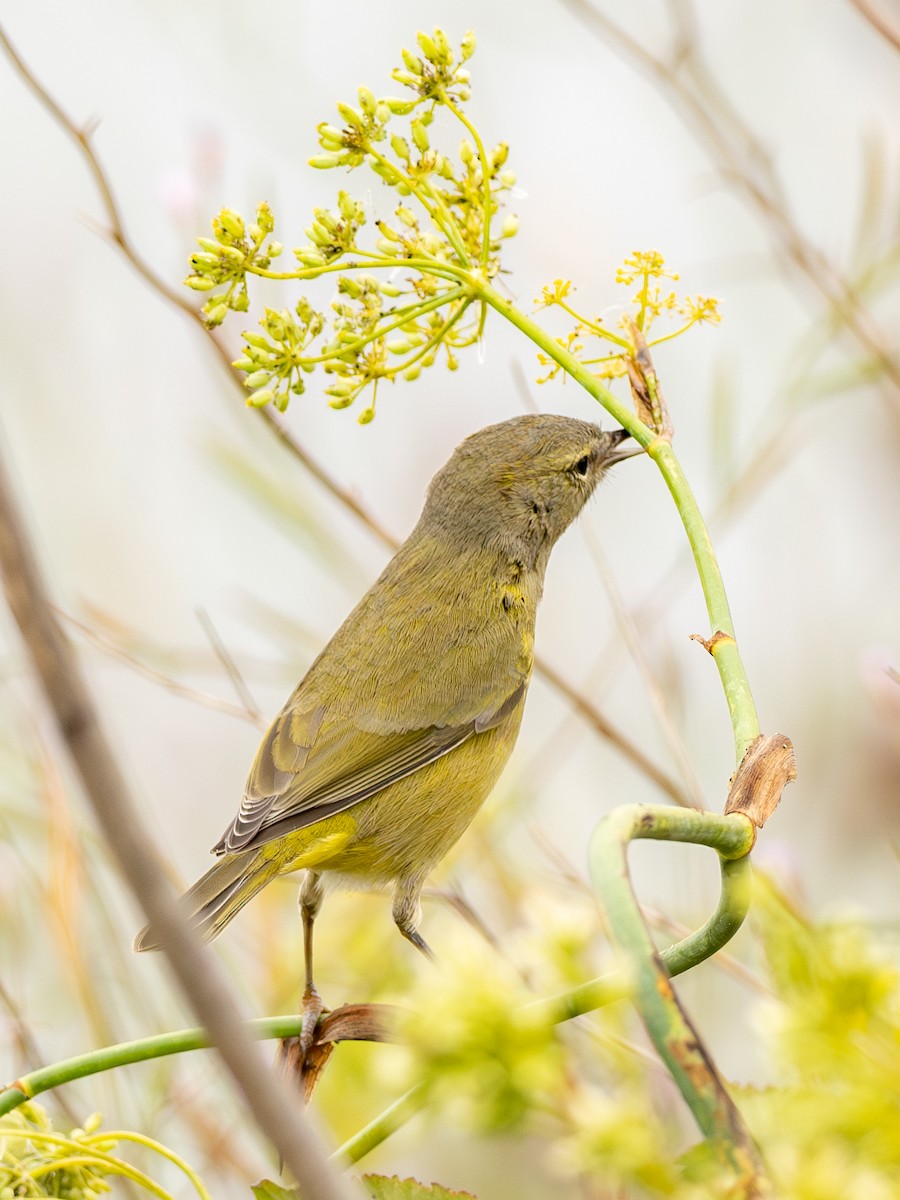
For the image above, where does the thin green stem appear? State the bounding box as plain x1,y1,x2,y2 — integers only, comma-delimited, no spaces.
554,298,633,349
367,145,471,266
249,256,470,289
388,298,471,376
442,94,493,267
297,286,466,368
647,319,699,349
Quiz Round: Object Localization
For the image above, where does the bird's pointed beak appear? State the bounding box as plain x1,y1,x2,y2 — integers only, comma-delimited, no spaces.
605,427,645,465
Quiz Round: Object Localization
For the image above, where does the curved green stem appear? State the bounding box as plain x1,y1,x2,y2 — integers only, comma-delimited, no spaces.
589,805,767,1185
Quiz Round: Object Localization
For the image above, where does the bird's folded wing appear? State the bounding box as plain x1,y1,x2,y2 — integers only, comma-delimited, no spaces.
213,681,525,855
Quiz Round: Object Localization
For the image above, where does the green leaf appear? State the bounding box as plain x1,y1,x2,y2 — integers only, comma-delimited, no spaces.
252,1180,299,1200
362,1175,478,1200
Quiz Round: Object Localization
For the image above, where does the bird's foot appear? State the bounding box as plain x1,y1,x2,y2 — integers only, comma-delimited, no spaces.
278,985,330,1101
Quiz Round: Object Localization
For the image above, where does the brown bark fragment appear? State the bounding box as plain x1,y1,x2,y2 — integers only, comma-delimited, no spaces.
725,734,797,827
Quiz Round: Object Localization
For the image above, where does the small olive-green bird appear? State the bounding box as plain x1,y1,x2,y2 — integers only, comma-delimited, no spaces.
135,414,636,1040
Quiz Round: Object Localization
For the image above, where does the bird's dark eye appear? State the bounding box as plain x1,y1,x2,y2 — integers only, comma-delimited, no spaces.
573,454,590,476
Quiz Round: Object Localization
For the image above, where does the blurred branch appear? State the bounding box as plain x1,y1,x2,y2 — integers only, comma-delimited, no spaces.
581,522,706,808
60,608,265,726
561,0,900,425
0,441,355,1199
849,0,900,52
196,608,263,723
0,21,688,811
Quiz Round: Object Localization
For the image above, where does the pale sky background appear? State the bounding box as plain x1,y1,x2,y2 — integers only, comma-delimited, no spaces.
2,1,900,1194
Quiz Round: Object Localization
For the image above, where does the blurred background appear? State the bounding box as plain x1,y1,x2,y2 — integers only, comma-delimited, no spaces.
1,0,899,1195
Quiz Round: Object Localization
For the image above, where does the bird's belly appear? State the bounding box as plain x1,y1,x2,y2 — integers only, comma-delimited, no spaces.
283,714,522,886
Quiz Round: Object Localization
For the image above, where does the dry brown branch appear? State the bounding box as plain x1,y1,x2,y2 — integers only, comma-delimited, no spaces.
0,444,356,1198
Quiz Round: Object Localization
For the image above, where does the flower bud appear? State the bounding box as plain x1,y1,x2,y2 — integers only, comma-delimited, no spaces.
256,202,275,235
459,139,474,165
358,86,377,115
219,245,245,266
190,253,219,271
243,333,272,351
416,30,438,62
357,405,376,424
308,152,345,170
317,123,345,150
460,30,476,60
197,237,220,254
246,387,274,407
411,120,429,154
501,214,519,238
433,29,451,58
232,357,255,372
375,103,391,123
215,208,244,241
245,369,270,390
266,241,283,258
401,48,423,74
391,134,410,160
336,102,363,129
295,247,326,267
383,96,418,114
205,303,228,326
500,169,517,187
396,205,417,228
403,365,421,381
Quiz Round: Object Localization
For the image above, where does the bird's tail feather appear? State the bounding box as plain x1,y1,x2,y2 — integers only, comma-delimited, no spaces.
132,850,278,952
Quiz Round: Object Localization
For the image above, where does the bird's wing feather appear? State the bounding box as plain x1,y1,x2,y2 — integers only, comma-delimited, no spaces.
214,680,525,855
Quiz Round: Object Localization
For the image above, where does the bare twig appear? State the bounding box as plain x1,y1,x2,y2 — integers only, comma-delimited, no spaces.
0,442,356,1199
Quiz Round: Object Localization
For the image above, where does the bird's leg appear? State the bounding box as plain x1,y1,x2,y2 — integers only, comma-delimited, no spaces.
392,876,435,961
299,870,325,1054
